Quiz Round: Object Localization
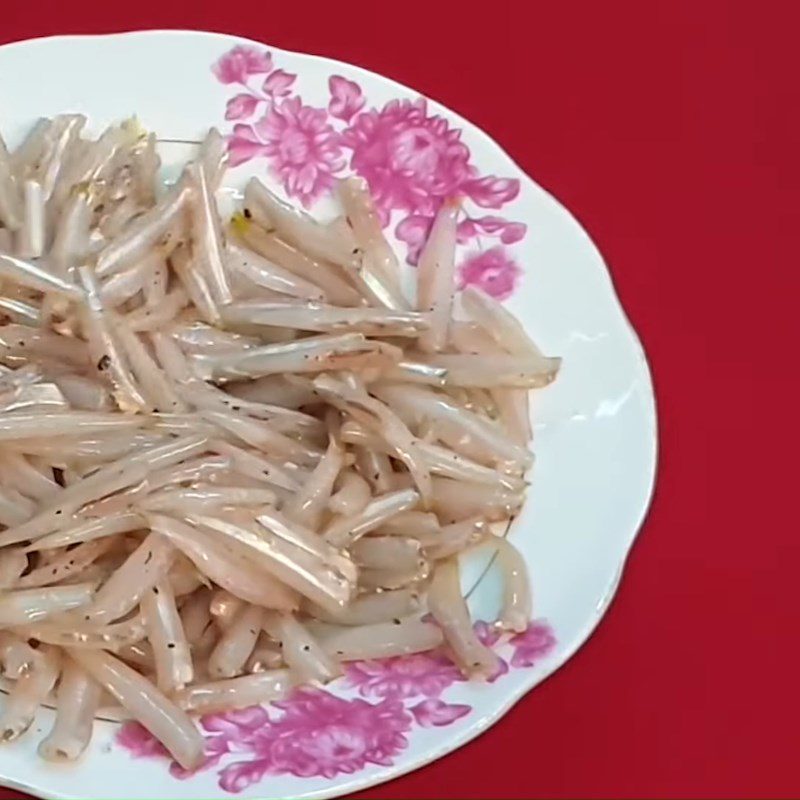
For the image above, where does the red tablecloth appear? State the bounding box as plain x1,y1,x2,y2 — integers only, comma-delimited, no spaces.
1,1,796,797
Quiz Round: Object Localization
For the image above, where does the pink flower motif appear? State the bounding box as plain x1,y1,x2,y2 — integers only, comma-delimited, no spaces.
227,123,268,168
342,98,474,218
215,688,412,788
345,652,462,700
395,214,434,265
397,213,519,266
116,722,170,760
461,176,521,208
456,218,478,242
201,706,270,737
509,621,557,668
212,46,273,85
196,708,276,776
219,758,273,794
239,97,345,206
117,618,557,791
169,735,230,780
265,689,411,777
458,216,527,245
474,620,502,648
116,721,225,780
263,69,297,98
225,93,261,121
329,75,366,122
342,97,523,222
410,698,471,728
458,246,523,301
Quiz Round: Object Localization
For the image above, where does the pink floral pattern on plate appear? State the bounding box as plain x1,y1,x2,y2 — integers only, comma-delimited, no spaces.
212,45,528,298
117,620,556,793
458,247,524,302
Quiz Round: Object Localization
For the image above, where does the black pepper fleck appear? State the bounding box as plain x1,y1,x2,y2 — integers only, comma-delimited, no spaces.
97,354,111,371
167,643,175,649
243,208,252,219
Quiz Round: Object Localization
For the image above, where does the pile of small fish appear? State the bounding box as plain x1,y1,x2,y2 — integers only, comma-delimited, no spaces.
0,115,559,768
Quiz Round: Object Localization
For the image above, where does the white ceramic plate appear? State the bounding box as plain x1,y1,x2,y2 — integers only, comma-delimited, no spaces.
0,29,657,800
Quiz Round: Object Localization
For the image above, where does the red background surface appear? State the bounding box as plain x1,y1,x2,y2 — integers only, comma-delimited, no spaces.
2,1,797,797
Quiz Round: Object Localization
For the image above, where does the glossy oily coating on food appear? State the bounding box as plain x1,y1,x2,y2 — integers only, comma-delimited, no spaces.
0,115,558,769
